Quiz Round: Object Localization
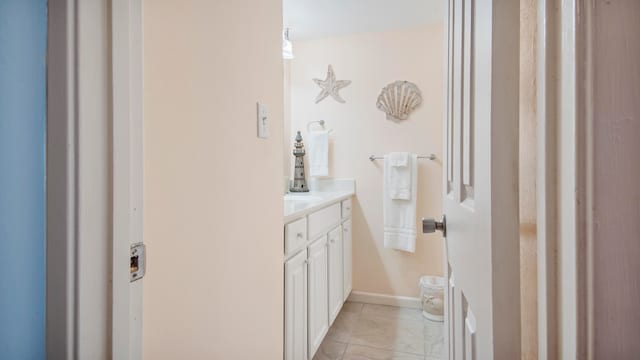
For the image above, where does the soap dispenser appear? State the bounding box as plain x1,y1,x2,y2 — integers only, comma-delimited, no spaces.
290,131,309,192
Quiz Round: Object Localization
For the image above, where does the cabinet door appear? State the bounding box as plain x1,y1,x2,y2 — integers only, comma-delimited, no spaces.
308,237,329,359
285,249,308,360
328,226,343,325
342,220,353,302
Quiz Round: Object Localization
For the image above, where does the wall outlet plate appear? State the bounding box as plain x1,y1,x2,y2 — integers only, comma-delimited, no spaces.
257,102,269,139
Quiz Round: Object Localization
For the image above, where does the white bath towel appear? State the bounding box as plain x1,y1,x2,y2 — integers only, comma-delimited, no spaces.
386,152,412,200
308,130,329,177
383,153,418,253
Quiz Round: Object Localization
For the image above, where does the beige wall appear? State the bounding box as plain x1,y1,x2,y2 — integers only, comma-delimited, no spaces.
519,0,538,359
143,1,284,359
288,25,444,298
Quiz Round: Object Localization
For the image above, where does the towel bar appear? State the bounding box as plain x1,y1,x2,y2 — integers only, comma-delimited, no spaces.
369,154,436,161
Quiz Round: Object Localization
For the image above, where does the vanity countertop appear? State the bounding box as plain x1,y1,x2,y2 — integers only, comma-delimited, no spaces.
284,190,354,224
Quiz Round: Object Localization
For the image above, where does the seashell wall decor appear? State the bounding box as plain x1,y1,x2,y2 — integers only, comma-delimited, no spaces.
376,81,423,121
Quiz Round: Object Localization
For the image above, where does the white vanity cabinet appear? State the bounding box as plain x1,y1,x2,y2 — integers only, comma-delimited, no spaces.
307,237,329,358
341,198,352,219
342,218,353,302
285,218,307,256
283,195,353,360
327,226,343,324
285,249,308,360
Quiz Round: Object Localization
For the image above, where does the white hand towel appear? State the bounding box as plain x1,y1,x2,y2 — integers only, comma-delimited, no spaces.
383,153,418,253
386,152,411,200
308,131,329,177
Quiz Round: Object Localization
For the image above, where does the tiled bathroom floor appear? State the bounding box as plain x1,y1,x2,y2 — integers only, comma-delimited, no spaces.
313,302,444,360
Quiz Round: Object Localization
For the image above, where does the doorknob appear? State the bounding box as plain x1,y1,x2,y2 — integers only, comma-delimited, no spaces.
422,215,446,237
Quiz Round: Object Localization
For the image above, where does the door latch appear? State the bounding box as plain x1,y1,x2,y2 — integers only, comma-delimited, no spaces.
130,242,146,282
422,216,446,237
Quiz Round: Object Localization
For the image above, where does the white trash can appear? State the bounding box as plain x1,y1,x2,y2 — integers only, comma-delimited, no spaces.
420,276,445,322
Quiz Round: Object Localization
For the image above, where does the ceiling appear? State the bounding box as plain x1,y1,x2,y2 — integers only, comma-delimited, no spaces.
283,0,445,41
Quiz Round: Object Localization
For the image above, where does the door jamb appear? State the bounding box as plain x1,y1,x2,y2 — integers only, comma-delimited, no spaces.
112,0,144,359
536,1,559,358
46,1,143,358
46,1,78,358
537,0,593,358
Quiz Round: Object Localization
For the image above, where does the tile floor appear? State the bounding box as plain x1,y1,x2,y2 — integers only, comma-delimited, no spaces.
313,302,444,360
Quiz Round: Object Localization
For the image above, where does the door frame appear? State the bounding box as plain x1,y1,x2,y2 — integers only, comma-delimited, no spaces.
112,0,144,359
46,1,78,357
537,0,593,358
536,0,559,358
46,0,143,358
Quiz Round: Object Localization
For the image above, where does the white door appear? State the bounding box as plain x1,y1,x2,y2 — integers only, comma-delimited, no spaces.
435,1,521,359
285,249,308,360
308,236,329,359
342,219,353,301
327,226,344,324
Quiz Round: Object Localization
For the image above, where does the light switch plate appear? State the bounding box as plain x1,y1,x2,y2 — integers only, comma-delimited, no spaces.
257,102,269,139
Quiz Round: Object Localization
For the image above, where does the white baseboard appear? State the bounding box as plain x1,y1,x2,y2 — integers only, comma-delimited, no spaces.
348,291,422,309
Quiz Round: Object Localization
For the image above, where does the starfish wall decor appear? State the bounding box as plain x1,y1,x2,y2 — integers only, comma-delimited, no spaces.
313,65,351,104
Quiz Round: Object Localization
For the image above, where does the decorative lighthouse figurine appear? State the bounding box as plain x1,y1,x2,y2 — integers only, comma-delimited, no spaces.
290,131,309,192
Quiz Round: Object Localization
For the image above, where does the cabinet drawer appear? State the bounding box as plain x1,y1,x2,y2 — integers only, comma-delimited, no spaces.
341,198,352,219
308,203,341,240
285,218,307,255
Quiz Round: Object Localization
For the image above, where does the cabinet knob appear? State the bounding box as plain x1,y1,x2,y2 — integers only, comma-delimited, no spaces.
296,232,304,238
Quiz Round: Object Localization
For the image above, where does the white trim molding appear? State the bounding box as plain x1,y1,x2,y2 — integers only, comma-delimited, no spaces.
537,0,594,359
555,0,592,358
47,0,142,358
348,291,422,310
111,0,144,359
46,1,78,358
536,0,559,359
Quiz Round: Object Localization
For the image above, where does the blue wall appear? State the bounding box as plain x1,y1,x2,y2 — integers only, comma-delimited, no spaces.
0,0,47,358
